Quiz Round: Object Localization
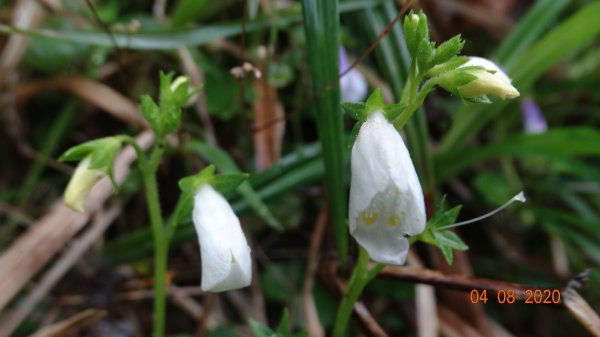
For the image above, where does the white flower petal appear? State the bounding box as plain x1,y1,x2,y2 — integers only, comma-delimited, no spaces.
349,112,426,265
64,156,104,212
193,185,252,292
463,56,512,83
454,57,518,100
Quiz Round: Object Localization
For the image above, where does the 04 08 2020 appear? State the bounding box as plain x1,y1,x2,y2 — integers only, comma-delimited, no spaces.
469,289,561,304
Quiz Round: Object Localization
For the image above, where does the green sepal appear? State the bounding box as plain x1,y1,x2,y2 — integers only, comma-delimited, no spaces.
341,102,366,121
176,165,248,225
426,56,469,78
416,39,435,73
434,35,464,65
141,71,203,136
404,11,419,57
178,165,248,196
383,103,406,121
462,95,492,104
59,136,126,189
430,230,469,265
418,196,469,265
415,11,429,46
212,172,250,195
158,71,182,134
364,88,385,117
435,68,478,96
140,95,162,135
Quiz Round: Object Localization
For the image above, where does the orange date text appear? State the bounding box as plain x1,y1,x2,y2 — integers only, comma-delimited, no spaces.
469,289,560,304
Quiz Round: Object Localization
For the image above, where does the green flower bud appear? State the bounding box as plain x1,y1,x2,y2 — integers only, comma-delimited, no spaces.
64,156,105,212
458,68,520,100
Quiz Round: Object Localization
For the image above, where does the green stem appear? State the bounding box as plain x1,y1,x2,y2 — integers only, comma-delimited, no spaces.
332,247,384,337
394,66,426,131
134,134,168,337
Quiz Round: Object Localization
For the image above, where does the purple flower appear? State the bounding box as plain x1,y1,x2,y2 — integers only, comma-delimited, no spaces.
339,47,367,102
521,98,547,134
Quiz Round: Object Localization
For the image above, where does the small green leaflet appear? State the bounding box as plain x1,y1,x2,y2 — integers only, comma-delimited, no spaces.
419,196,469,265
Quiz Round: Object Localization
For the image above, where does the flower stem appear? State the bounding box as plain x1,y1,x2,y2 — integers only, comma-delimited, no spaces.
139,136,168,337
332,247,384,337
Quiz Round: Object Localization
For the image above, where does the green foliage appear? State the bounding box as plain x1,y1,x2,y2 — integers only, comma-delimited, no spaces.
178,165,248,196
419,198,469,265
176,166,247,225
7,1,600,336
249,310,307,337
59,136,125,187
341,88,405,122
140,72,202,136
301,0,348,262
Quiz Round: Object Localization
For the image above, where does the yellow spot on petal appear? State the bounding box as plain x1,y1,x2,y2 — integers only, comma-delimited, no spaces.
360,211,379,225
387,215,400,227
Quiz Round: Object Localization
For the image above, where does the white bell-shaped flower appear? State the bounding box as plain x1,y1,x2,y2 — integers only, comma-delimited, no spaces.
193,184,252,292
349,111,426,265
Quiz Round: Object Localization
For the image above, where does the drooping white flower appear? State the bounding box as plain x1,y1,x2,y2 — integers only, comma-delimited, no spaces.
349,111,426,265
193,184,252,292
64,156,105,212
458,56,519,100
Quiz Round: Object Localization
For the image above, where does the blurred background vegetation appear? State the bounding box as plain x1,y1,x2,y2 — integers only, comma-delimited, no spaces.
1,0,600,336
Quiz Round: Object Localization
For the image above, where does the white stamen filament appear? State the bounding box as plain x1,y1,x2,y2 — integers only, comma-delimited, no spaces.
437,192,526,230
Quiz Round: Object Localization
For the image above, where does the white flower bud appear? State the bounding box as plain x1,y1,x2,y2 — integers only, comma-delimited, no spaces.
349,112,426,265
170,76,190,92
193,185,252,292
459,57,519,100
64,156,104,212
410,13,420,26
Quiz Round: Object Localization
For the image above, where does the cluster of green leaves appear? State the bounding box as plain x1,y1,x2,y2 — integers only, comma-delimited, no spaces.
140,72,202,137
403,11,466,77
418,197,468,265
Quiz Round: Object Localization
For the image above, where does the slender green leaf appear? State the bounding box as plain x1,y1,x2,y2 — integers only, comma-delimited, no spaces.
435,127,600,182
495,0,569,68
302,0,348,262
0,0,387,50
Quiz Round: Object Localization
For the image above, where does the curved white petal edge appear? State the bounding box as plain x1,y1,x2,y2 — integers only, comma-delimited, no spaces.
193,185,252,292
349,112,426,265
463,56,512,83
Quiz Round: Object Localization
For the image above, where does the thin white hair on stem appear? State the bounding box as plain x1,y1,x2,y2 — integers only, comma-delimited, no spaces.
437,192,526,230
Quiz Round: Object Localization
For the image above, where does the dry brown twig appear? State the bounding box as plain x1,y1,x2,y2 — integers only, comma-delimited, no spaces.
28,309,106,337
0,204,122,337
17,76,147,129
302,204,328,337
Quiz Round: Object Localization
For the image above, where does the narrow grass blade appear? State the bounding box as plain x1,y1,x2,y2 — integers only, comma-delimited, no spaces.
301,0,348,262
